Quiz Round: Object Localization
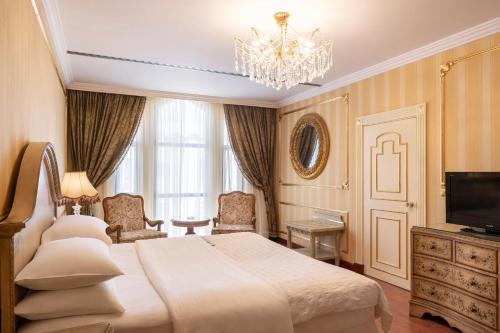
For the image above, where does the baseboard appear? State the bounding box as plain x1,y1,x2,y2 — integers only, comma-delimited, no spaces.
272,237,364,274
339,261,364,274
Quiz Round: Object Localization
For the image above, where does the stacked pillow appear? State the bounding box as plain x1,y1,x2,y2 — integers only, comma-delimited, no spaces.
14,215,125,320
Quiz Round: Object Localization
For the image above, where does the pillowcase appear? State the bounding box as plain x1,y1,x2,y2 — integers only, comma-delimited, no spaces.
42,215,112,246
15,238,123,290
15,281,125,320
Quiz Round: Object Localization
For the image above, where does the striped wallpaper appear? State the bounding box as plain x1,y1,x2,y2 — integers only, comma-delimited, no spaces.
0,0,67,220
277,32,500,264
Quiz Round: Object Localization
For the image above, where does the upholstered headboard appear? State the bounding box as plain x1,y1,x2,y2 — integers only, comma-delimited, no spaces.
0,143,63,333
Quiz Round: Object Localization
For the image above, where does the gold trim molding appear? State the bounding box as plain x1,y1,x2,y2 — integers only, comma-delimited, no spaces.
279,93,350,189
278,201,348,215
439,44,500,195
278,182,345,190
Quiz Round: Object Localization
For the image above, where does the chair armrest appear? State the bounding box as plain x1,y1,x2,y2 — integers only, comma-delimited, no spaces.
146,219,164,231
213,217,219,227
106,225,122,243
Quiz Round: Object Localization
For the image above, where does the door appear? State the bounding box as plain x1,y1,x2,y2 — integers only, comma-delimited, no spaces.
358,105,426,290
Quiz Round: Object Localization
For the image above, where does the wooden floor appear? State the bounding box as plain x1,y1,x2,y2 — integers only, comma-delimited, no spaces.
374,279,460,332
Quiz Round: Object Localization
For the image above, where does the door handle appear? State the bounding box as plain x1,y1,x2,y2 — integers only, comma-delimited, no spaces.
406,202,415,208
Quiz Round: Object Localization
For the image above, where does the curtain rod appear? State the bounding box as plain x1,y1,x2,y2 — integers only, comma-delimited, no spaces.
67,50,322,88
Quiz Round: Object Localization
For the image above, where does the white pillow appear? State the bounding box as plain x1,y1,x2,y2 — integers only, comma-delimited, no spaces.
42,215,112,246
15,281,125,320
15,238,123,290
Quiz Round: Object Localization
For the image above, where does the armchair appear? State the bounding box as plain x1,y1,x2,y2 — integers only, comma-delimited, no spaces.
212,191,256,235
103,193,167,243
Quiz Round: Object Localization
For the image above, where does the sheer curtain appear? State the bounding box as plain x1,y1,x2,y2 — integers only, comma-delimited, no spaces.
153,98,221,236
110,97,268,237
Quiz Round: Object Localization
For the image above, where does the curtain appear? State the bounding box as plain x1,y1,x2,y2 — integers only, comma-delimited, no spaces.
153,98,222,236
223,104,279,238
67,90,146,214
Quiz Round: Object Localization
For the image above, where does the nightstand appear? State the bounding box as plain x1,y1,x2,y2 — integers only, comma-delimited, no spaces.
43,322,114,333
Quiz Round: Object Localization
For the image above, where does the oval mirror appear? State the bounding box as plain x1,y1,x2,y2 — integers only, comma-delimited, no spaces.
290,113,330,179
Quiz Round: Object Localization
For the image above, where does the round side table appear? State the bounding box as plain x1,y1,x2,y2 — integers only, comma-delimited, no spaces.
171,217,210,235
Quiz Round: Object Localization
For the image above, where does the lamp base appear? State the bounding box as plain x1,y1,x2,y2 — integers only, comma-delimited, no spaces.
72,202,82,215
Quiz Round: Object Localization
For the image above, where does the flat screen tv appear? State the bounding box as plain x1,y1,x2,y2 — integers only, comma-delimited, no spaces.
446,172,500,234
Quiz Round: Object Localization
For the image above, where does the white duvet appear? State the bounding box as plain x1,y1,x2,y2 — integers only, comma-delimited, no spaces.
136,233,392,333
136,236,294,333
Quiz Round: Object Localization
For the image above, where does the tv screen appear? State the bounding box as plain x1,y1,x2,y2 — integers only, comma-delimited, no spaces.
446,172,500,232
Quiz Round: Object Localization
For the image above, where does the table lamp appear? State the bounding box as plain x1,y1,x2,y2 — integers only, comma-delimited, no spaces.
61,172,100,215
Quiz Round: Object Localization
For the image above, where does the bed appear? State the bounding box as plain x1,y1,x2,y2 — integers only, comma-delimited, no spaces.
0,143,392,333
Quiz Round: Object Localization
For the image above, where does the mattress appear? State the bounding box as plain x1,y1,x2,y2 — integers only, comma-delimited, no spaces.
18,243,172,333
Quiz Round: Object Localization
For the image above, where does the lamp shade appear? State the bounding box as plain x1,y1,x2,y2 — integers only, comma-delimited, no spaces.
61,172,100,204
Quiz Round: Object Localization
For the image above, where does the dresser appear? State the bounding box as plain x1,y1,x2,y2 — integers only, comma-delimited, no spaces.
410,227,500,332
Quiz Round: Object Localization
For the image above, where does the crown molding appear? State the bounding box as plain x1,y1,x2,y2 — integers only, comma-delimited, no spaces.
69,82,279,108
38,0,73,84
279,16,500,107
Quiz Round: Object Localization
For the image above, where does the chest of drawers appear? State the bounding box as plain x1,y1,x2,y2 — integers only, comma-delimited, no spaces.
411,227,500,333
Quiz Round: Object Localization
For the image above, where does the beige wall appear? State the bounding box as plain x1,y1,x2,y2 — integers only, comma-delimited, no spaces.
278,33,500,264
0,0,67,219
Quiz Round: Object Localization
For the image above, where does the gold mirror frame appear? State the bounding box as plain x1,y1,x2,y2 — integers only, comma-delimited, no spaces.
289,113,330,179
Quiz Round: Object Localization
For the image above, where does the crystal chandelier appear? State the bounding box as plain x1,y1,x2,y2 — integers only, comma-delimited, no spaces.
234,12,332,90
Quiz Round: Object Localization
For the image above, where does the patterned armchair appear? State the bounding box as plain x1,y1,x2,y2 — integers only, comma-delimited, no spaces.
212,191,256,235
103,193,167,243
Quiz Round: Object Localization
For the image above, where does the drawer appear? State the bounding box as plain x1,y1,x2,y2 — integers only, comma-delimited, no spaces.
456,242,497,274
413,278,497,329
414,256,497,301
413,234,452,260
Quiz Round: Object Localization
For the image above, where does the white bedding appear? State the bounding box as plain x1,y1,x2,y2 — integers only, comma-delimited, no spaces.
19,244,171,333
19,233,392,333
136,236,294,333
204,232,392,331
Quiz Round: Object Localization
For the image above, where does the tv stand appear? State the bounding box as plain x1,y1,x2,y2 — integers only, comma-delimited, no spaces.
411,226,500,333
459,227,500,242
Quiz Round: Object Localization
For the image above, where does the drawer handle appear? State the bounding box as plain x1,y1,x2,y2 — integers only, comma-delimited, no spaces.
428,267,435,273
470,254,477,260
470,280,477,287
430,244,436,250
469,304,479,313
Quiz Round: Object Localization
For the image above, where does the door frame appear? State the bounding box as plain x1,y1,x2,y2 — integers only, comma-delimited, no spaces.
355,103,426,265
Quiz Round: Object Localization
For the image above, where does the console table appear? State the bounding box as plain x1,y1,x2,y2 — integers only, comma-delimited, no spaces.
286,219,344,265
410,226,500,333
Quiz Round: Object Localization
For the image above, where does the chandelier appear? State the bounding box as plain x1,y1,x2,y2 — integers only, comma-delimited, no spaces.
234,12,332,90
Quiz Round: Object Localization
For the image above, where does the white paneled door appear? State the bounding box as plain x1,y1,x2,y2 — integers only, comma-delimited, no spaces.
357,104,426,290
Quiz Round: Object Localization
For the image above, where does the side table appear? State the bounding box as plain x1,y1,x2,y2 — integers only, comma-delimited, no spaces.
171,217,210,235
286,219,345,265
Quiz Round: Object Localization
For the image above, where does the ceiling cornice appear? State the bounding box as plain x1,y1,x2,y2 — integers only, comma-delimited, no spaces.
40,0,499,108
278,16,500,107
69,82,279,108
38,0,73,84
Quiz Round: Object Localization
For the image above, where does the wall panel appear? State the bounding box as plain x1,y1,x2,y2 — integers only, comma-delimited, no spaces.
278,32,500,264
0,0,66,219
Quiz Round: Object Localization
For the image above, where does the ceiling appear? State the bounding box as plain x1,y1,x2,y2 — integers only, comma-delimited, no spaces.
50,0,500,105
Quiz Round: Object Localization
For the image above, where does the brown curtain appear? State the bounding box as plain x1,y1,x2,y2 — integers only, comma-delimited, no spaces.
67,90,146,213
223,104,279,238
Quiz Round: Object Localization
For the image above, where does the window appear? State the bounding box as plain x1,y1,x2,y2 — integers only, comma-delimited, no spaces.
154,99,214,236
113,98,245,237
115,126,141,194
222,121,244,192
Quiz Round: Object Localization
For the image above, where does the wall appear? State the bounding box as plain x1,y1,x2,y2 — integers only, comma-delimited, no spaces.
0,0,67,219
277,32,500,264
